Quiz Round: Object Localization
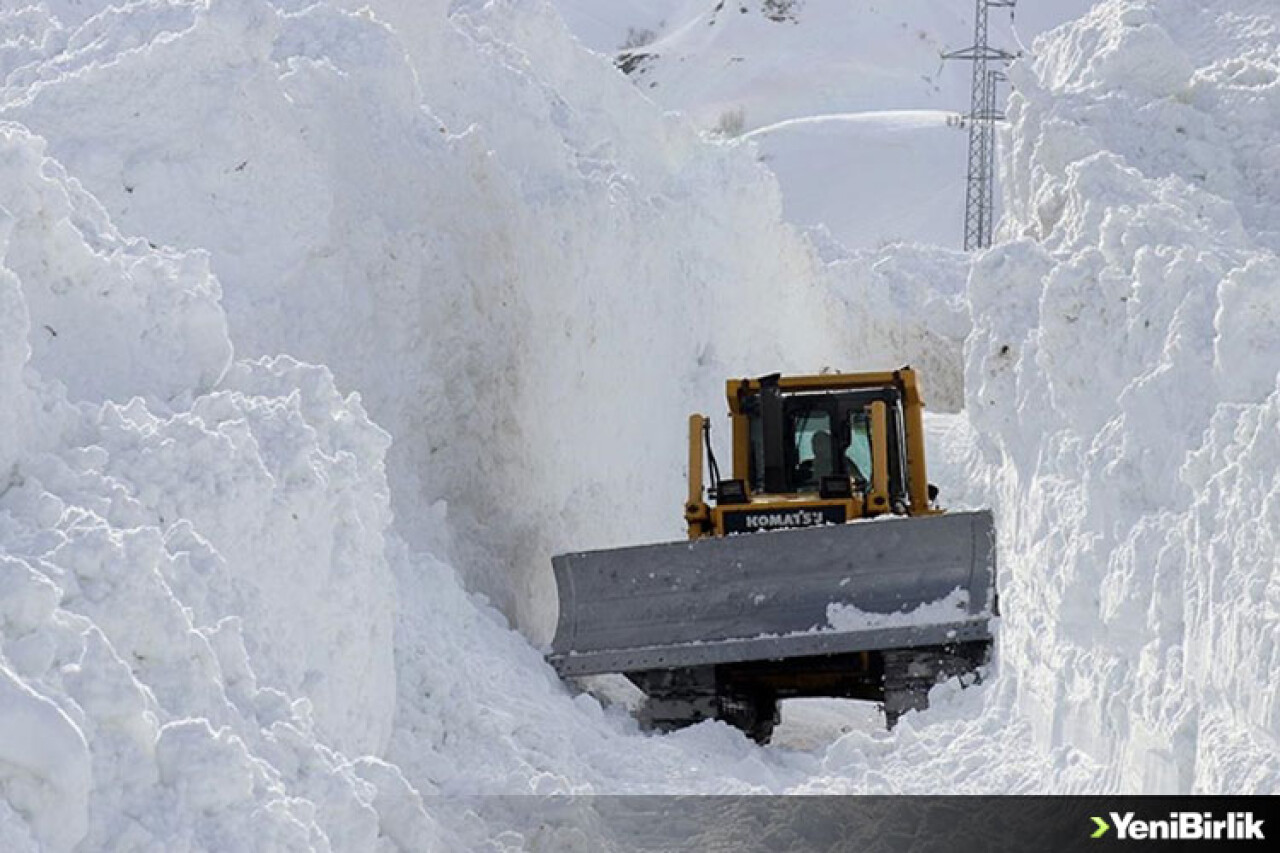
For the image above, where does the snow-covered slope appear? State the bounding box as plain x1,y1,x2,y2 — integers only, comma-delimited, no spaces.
560,0,975,250
746,110,967,253
559,0,971,129
553,0,1099,250
1,0,1277,849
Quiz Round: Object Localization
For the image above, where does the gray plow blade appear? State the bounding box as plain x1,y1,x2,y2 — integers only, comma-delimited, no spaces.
548,510,995,677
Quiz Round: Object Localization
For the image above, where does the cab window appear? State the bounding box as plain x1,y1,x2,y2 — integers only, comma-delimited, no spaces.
791,409,833,489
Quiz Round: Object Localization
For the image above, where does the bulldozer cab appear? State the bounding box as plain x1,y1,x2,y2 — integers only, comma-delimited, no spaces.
686,369,937,538
743,380,900,498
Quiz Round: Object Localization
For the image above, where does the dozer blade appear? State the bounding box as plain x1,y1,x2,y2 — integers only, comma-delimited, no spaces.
547,510,995,677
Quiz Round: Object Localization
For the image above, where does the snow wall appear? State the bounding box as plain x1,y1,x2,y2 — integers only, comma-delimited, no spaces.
967,0,1280,791
2,0,850,640
0,0,1277,849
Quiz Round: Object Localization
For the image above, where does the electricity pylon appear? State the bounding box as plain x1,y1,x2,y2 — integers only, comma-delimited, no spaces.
944,0,1017,250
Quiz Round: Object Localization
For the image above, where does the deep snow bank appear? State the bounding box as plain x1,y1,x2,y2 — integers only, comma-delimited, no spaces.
821,242,971,412
3,0,847,637
966,0,1280,791
764,0,1280,796
0,0,959,845
0,124,431,850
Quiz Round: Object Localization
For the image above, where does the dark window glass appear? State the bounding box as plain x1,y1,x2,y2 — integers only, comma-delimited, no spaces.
791,409,832,490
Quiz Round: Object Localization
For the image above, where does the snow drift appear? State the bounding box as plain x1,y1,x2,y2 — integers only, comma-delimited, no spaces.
1,0,1278,849
4,0,845,639
0,0,857,846
0,123,426,850
965,0,1280,791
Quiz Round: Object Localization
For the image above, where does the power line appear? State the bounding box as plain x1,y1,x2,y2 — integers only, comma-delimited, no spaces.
944,0,1017,251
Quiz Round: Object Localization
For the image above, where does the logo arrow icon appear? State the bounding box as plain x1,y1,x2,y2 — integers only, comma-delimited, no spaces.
1091,816,1111,839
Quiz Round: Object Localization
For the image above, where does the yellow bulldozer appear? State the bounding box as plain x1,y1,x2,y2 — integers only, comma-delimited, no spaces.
547,368,996,742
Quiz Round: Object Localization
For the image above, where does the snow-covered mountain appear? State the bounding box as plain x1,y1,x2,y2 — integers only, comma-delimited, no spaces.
0,0,1277,849
553,0,1099,250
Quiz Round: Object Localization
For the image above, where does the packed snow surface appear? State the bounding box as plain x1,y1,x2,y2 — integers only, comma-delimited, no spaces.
0,0,1277,849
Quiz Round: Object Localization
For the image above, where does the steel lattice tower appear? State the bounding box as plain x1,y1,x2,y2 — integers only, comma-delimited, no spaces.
944,0,1016,250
